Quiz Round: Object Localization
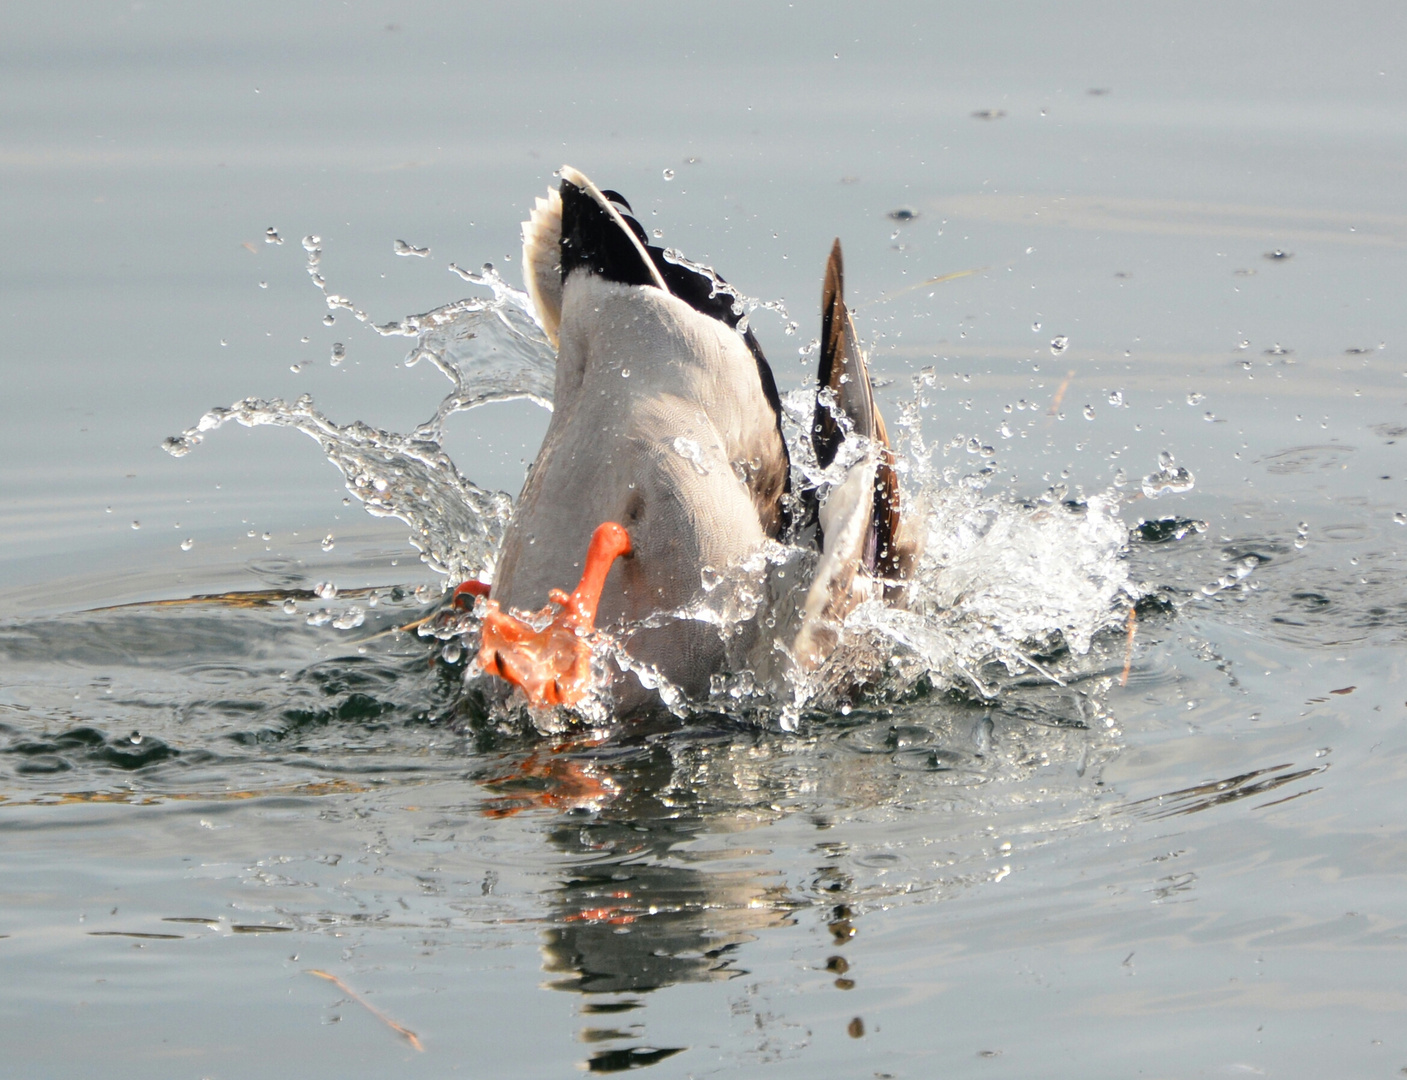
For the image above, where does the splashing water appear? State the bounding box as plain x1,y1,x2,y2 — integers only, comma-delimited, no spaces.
167,238,1140,723
164,256,556,581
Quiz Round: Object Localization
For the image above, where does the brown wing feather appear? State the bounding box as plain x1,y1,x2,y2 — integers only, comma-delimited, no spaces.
812,239,903,579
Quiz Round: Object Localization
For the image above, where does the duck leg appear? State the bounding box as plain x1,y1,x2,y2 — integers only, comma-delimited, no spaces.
477,522,632,708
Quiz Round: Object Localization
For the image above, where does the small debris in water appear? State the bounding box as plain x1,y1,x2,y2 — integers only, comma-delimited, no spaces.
393,240,430,257
887,207,919,222
971,109,1006,120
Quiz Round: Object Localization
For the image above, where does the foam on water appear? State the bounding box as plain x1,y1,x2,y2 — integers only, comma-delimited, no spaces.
165,241,1140,725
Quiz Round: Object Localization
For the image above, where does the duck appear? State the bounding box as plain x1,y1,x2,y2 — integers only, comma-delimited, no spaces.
469,166,917,714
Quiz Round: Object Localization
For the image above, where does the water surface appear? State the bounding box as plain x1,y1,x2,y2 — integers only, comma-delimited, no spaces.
3,3,1406,1077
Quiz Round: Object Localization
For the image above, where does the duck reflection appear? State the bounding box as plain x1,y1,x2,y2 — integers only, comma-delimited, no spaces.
477,725,812,1069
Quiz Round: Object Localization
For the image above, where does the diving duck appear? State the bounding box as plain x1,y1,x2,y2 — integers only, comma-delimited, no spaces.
471,167,915,713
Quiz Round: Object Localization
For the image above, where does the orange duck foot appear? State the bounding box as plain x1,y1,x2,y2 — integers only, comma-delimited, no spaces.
476,522,632,708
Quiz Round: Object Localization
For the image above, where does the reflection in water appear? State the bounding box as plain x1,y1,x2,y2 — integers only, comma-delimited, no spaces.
479,696,1120,1070
492,734,803,1067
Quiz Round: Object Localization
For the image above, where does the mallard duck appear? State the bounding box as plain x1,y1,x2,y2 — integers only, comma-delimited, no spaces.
472,167,913,712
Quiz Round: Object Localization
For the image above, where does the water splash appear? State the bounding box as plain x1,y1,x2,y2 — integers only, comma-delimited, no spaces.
168,236,1142,723
164,254,555,580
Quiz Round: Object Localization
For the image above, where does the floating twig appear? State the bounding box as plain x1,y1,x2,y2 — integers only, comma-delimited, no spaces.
1048,369,1076,416
306,969,424,1051
867,267,986,306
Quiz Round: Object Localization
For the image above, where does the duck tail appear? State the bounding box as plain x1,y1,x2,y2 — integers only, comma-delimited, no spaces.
521,187,564,347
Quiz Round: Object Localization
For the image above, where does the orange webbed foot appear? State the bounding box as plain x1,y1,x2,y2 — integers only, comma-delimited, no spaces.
477,522,632,708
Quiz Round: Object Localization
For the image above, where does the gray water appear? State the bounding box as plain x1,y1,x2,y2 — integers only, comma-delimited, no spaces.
4,3,1407,1077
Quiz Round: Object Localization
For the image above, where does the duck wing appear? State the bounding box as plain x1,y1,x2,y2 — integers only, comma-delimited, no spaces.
794,240,912,670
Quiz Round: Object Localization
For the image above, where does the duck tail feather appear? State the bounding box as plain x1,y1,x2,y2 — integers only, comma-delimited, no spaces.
558,165,669,293
521,188,564,347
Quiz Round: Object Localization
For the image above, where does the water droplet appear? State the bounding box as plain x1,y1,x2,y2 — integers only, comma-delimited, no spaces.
1264,249,1293,260
1083,405,1096,420
128,731,143,745
441,640,463,664
671,436,709,475
282,598,298,614
1031,322,1042,332
999,422,1013,439
394,239,430,257
302,235,320,251
332,606,365,630
322,314,335,326
289,364,301,373
265,227,283,245
258,281,268,289
330,343,346,366
131,520,141,530
887,207,919,222
620,367,630,378
180,538,193,551
1050,335,1068,355
652,228,663,239
1237,339,1250,350
321,534,335,552
1108,390,1123,407
1142,451,1195,499
314,581,337,599
662,168,675,181
1186,391,1205,405
1394,511,1407,526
